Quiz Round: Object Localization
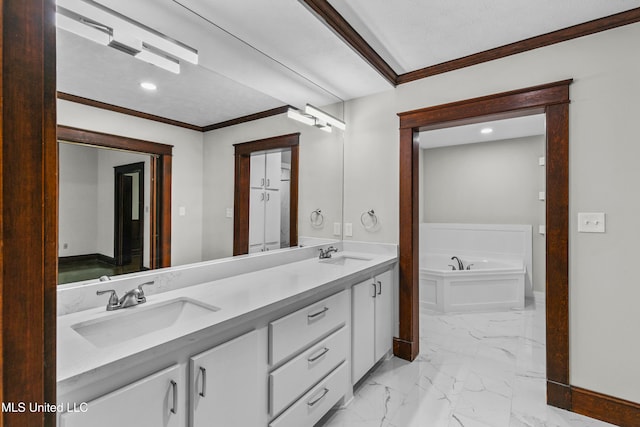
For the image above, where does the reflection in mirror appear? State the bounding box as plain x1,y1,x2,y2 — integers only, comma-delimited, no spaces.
56,0,345,285
58,143,152,284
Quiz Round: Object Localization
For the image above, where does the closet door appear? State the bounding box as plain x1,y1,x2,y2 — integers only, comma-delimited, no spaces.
264,189,281,245
265,152,281,190
249,188,265,248
250,154,266,188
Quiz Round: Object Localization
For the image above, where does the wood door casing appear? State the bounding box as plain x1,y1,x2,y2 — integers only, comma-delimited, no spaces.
233,133,300,256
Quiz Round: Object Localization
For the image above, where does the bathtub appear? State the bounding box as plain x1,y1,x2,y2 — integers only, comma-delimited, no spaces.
420,254,525,312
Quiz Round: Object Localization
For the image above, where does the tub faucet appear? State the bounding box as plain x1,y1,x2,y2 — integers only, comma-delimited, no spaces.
319,246,338,259
451,256,464,270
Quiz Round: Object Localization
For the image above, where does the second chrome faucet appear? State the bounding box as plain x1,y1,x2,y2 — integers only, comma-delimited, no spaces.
96,281,155,311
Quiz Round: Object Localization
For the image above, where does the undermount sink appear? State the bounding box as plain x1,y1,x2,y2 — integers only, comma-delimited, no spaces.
319,254,372,266
72,297,220,348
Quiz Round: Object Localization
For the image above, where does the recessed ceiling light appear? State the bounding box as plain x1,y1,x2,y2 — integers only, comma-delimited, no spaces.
140,82,157,91
480,127,493,134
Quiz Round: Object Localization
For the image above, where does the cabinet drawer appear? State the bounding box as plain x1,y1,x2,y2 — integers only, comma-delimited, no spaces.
269,362,347,427
270,326,347,416
269,291,347,365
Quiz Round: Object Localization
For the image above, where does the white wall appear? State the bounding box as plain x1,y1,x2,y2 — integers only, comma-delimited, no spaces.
422,135,546,292
342,23,640,402
202,113,343,260
95,149,150,266
59,143,99,257
58,100,204,266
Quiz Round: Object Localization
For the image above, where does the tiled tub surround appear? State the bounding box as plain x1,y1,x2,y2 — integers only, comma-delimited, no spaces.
57,241,397,426
318,295,618,427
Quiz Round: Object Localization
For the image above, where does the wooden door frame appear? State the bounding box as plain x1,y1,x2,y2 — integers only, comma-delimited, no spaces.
57,125,173,269
233,133,300,256
114,162,145,268
396,80,572,409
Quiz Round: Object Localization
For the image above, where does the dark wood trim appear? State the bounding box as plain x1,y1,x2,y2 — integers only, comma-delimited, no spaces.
300,0,397,85
289,145,299,247
158,155,172,268
397,81,572,411
59,92,290,132
572,387,640,427
57,125,173,155
202,106,290,132
1,0,58,425
57,92,202,131
547,381,572,410
395,127,419,361
233,133,300,255
300,2,640,87
57,125,172,270
397,8,640,84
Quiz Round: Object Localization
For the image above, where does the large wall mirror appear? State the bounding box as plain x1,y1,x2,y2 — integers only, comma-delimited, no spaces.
56,0,344,285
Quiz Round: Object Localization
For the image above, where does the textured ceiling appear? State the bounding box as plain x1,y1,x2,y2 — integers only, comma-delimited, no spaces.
57,0,640,127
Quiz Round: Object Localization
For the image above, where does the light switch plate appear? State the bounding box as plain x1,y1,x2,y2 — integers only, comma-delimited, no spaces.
333,222,341,236
225,207,233,218
578,212,605,233
538,156,545,166
538,191,546,201
539,225,546,235
179,206,186,216
344,222,353,237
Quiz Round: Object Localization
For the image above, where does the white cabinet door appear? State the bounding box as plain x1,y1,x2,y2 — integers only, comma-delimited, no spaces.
265,152,281,190
249,188,265,247
374,270,394,362
190,330,259,427
250,154,266,188
264,189,281,245
59,365,185,427
351,279,376,383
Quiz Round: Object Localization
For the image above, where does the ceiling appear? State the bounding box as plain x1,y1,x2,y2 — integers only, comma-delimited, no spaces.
419,114,545,150
56,0,640,128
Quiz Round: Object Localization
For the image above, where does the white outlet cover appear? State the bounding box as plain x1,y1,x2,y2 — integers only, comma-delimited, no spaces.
344,223,353,237
578,212,605,233
333,222,341,236
225,207,233,218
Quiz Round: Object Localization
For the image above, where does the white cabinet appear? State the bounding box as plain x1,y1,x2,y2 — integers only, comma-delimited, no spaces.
189,330,259,427
249,152,282,251
59,364,185,427
351,269,393,383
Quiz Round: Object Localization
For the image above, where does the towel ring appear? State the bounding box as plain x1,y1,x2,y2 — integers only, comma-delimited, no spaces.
310,209,324,227
360,209,378,230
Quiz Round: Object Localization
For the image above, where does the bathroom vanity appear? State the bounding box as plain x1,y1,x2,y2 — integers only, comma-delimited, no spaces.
56,242,397,426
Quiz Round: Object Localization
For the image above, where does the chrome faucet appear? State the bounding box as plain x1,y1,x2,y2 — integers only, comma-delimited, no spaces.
96,281,155,311
318,246,339,259
451,256,464,270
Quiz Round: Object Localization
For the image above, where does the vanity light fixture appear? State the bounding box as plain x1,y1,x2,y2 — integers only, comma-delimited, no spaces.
305,104,346,131
480,127,494,134
287,107,333,133
56,0,198,74
140,81,157,91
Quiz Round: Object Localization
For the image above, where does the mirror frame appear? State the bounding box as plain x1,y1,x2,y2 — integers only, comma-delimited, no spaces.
57,125,173,270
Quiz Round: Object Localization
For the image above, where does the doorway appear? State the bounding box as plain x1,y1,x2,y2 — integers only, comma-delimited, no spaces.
396,80,572,409
114,162,144,269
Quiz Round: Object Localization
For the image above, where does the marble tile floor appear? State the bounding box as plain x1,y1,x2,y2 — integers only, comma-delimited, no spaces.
318,296,618,427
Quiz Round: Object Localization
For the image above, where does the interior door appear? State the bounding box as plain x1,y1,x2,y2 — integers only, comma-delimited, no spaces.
116,174,133,265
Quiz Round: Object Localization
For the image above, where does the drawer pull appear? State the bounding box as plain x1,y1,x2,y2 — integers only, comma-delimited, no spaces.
308,347,330,363
199,367,207,397
307,387,329,407
170,380,178,414
307,306,329,319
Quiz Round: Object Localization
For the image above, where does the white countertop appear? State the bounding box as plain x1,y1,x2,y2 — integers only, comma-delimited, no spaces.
57,250,396,384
